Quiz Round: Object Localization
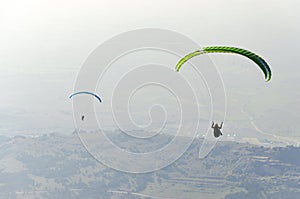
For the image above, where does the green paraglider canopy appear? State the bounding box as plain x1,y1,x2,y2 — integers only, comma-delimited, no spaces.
176,46,272,81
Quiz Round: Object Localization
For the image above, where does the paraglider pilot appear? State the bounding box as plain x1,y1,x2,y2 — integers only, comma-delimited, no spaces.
211,121,223,138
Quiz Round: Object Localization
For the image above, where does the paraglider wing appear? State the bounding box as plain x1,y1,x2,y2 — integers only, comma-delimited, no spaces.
69,91,102,103
176,46,272,81
175,50,203,72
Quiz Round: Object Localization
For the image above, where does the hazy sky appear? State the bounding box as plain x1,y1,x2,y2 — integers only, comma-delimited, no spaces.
0,0,299,138
0,0,299,72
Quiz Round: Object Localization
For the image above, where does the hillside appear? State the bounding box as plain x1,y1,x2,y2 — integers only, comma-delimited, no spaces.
0,132,300,199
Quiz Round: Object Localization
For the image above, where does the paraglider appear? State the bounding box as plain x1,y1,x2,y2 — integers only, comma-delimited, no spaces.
211,121,223,138
69,91,102,121
176,46,272,81
69,91,102,103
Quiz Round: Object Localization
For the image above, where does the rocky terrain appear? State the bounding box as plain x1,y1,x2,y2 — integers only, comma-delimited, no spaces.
0,132,299,199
